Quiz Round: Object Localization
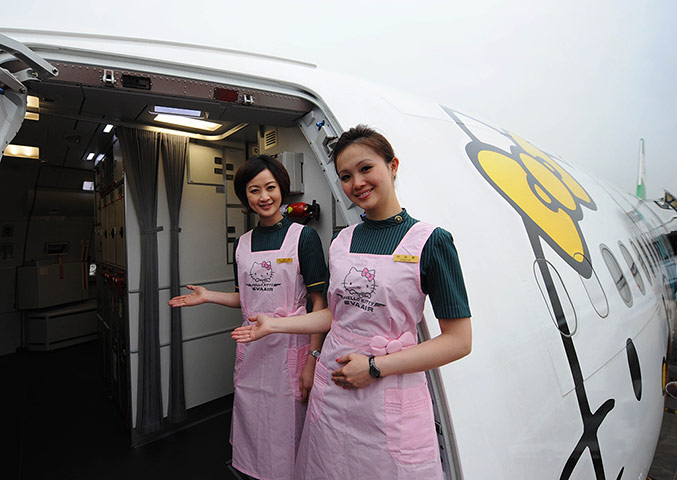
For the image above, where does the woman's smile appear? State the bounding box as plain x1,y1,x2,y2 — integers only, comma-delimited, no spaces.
246,168,284,226
337,143,400,220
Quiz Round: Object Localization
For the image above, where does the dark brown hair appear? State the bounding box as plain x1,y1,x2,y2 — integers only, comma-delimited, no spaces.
233,154,290,213
331,124,396,172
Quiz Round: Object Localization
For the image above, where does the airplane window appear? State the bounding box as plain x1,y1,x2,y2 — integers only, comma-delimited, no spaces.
651,240,666,265
649,240,662,273
647,237,660,265
637,238,656,278
630,240,652,286
646,238,660,266
600,244,632,307
618,241,645,295
574,252,609,318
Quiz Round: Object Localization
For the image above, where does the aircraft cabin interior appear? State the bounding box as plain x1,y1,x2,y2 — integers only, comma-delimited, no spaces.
0,56,347,448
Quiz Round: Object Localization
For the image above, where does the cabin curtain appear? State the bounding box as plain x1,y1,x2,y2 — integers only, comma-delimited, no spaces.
118,127,163,434
160,133,188,424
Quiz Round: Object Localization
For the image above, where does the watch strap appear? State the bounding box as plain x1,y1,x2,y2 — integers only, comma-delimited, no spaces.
368,355,381,378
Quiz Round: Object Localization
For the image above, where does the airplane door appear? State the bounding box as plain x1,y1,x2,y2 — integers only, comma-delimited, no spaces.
0,33,58,160
0,88,25,160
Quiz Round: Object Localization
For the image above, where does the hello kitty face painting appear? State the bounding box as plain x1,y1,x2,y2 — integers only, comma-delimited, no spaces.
336,265,385,312
250,261,273,283
343,266,377,298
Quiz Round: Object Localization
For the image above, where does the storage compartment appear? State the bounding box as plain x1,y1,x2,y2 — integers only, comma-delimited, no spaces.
16,261,91,309
27,299,98,351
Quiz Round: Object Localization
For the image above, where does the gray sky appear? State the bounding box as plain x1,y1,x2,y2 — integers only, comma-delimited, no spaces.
4,0,676,198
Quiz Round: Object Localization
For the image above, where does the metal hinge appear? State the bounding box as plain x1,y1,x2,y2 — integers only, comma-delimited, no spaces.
102,69,116,86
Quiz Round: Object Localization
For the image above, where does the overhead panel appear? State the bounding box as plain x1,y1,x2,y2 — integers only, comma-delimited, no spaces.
27,82,85,116
46,61,313,126
12,59,314,170
80,87,147,121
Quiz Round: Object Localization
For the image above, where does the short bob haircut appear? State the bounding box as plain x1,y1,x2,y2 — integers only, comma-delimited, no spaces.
331,124,396,172
233,154,291,213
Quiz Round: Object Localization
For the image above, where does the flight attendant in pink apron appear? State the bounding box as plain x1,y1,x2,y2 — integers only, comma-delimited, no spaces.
169,155,326,480
232,125,472,479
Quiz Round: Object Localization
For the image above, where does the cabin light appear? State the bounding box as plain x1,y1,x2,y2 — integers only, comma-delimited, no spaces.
82,181,94,191
25,96,40,121
86,152,96,161
4,144,39,159
27,95,39,109
103,124,114,134
153,106,203,118
153,113,221,132
95,154,105,165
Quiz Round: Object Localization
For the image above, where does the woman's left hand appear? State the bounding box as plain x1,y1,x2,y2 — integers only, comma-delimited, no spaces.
332,353,376,389
299,359,316,402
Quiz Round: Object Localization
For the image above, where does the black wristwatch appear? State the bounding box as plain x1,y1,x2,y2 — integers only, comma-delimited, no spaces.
368,356,381,379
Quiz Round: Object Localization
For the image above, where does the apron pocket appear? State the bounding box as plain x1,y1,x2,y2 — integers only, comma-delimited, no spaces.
307,361,327,424
287,344,310,400
233,343,246,387
385,383,436,464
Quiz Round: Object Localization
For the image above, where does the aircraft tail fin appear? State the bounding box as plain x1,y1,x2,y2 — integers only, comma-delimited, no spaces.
636,138,646,199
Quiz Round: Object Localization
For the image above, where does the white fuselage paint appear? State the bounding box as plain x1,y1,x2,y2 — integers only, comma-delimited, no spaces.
2,29,675,480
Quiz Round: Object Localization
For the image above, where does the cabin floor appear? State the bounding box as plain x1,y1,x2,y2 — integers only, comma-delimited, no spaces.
2,340,242,480
3,340,677,480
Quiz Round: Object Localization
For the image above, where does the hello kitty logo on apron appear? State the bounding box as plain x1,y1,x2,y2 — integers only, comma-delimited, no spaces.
336,266,385,312
246,260,281,291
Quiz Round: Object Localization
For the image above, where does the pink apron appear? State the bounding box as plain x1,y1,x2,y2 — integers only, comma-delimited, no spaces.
294,221,443,479
231,222,310,480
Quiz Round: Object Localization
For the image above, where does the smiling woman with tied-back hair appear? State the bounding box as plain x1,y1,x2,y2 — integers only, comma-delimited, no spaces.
169,154,327,480
232,125,472,479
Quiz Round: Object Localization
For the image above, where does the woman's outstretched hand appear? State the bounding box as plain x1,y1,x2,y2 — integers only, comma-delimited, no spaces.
168,285,208,308
231,314,274,343
331,353,376,389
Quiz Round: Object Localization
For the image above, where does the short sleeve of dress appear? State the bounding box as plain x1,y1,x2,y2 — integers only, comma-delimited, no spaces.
299,226,328,293
420,227,471,319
